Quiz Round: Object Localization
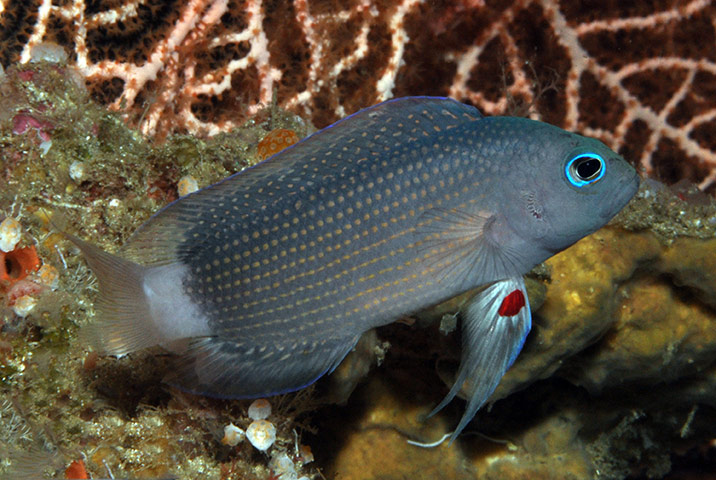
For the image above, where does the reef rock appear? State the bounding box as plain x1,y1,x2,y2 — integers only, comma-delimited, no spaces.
321,180,716,480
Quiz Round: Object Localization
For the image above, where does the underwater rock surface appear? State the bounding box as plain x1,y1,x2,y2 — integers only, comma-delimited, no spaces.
1,60,716,479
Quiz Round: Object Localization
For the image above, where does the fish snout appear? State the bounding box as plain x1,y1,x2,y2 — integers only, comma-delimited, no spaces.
601,165,640,220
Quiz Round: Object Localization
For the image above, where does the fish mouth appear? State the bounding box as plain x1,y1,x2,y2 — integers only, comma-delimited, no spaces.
601,168,640,220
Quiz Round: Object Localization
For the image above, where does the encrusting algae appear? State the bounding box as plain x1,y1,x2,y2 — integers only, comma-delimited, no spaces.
0,53,316,479
1,51,716,480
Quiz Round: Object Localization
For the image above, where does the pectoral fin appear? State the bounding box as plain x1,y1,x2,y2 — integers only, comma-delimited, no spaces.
429,276,531,443
414,208,523,289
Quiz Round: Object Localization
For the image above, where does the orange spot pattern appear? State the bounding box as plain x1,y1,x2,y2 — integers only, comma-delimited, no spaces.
257,128,298,160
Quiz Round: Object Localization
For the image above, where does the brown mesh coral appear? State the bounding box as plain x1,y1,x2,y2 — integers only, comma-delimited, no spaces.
0,1,713,191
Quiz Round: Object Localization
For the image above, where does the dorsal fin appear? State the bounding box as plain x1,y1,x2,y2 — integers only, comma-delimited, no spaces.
121,97,483,266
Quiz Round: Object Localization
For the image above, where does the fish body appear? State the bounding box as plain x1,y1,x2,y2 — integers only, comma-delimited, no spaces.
74,97,639,440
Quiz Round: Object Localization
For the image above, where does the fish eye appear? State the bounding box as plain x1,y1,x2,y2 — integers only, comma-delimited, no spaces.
565,153,605,187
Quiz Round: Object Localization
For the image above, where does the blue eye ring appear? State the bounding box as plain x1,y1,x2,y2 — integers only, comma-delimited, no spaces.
565,153,605,188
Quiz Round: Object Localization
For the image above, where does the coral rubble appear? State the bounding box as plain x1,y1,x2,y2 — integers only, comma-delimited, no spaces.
0,59,315,479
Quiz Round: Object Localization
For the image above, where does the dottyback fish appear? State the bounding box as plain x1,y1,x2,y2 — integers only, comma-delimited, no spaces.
71,97,639,441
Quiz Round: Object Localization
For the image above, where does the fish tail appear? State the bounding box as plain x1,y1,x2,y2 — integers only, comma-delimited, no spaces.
66,233,168,355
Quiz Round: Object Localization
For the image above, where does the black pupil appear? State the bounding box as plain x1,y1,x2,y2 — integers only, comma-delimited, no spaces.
576,158,602,180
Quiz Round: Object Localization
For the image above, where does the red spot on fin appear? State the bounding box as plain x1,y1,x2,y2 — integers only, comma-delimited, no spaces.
498,289,525,317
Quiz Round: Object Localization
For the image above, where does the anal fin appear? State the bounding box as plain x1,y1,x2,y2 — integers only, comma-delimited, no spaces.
165,333,361,398
428,276,532,443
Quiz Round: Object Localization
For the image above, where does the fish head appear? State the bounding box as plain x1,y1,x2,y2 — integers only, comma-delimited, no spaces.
496,119,640,255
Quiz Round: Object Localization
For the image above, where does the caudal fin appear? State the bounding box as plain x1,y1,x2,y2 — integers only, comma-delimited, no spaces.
66,233,166,355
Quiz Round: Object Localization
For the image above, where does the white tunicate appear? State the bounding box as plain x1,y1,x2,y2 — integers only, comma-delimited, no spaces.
0,216,22,252
29,42,69,64
37,264,59,289
177,175,199,197
221,423,244,446
246,419,276,451
439,312,458,335
298,444,314,464
39,139,52,156
69,161,86,183
12,295,37,317
248,398,271,420
269,452,297,480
